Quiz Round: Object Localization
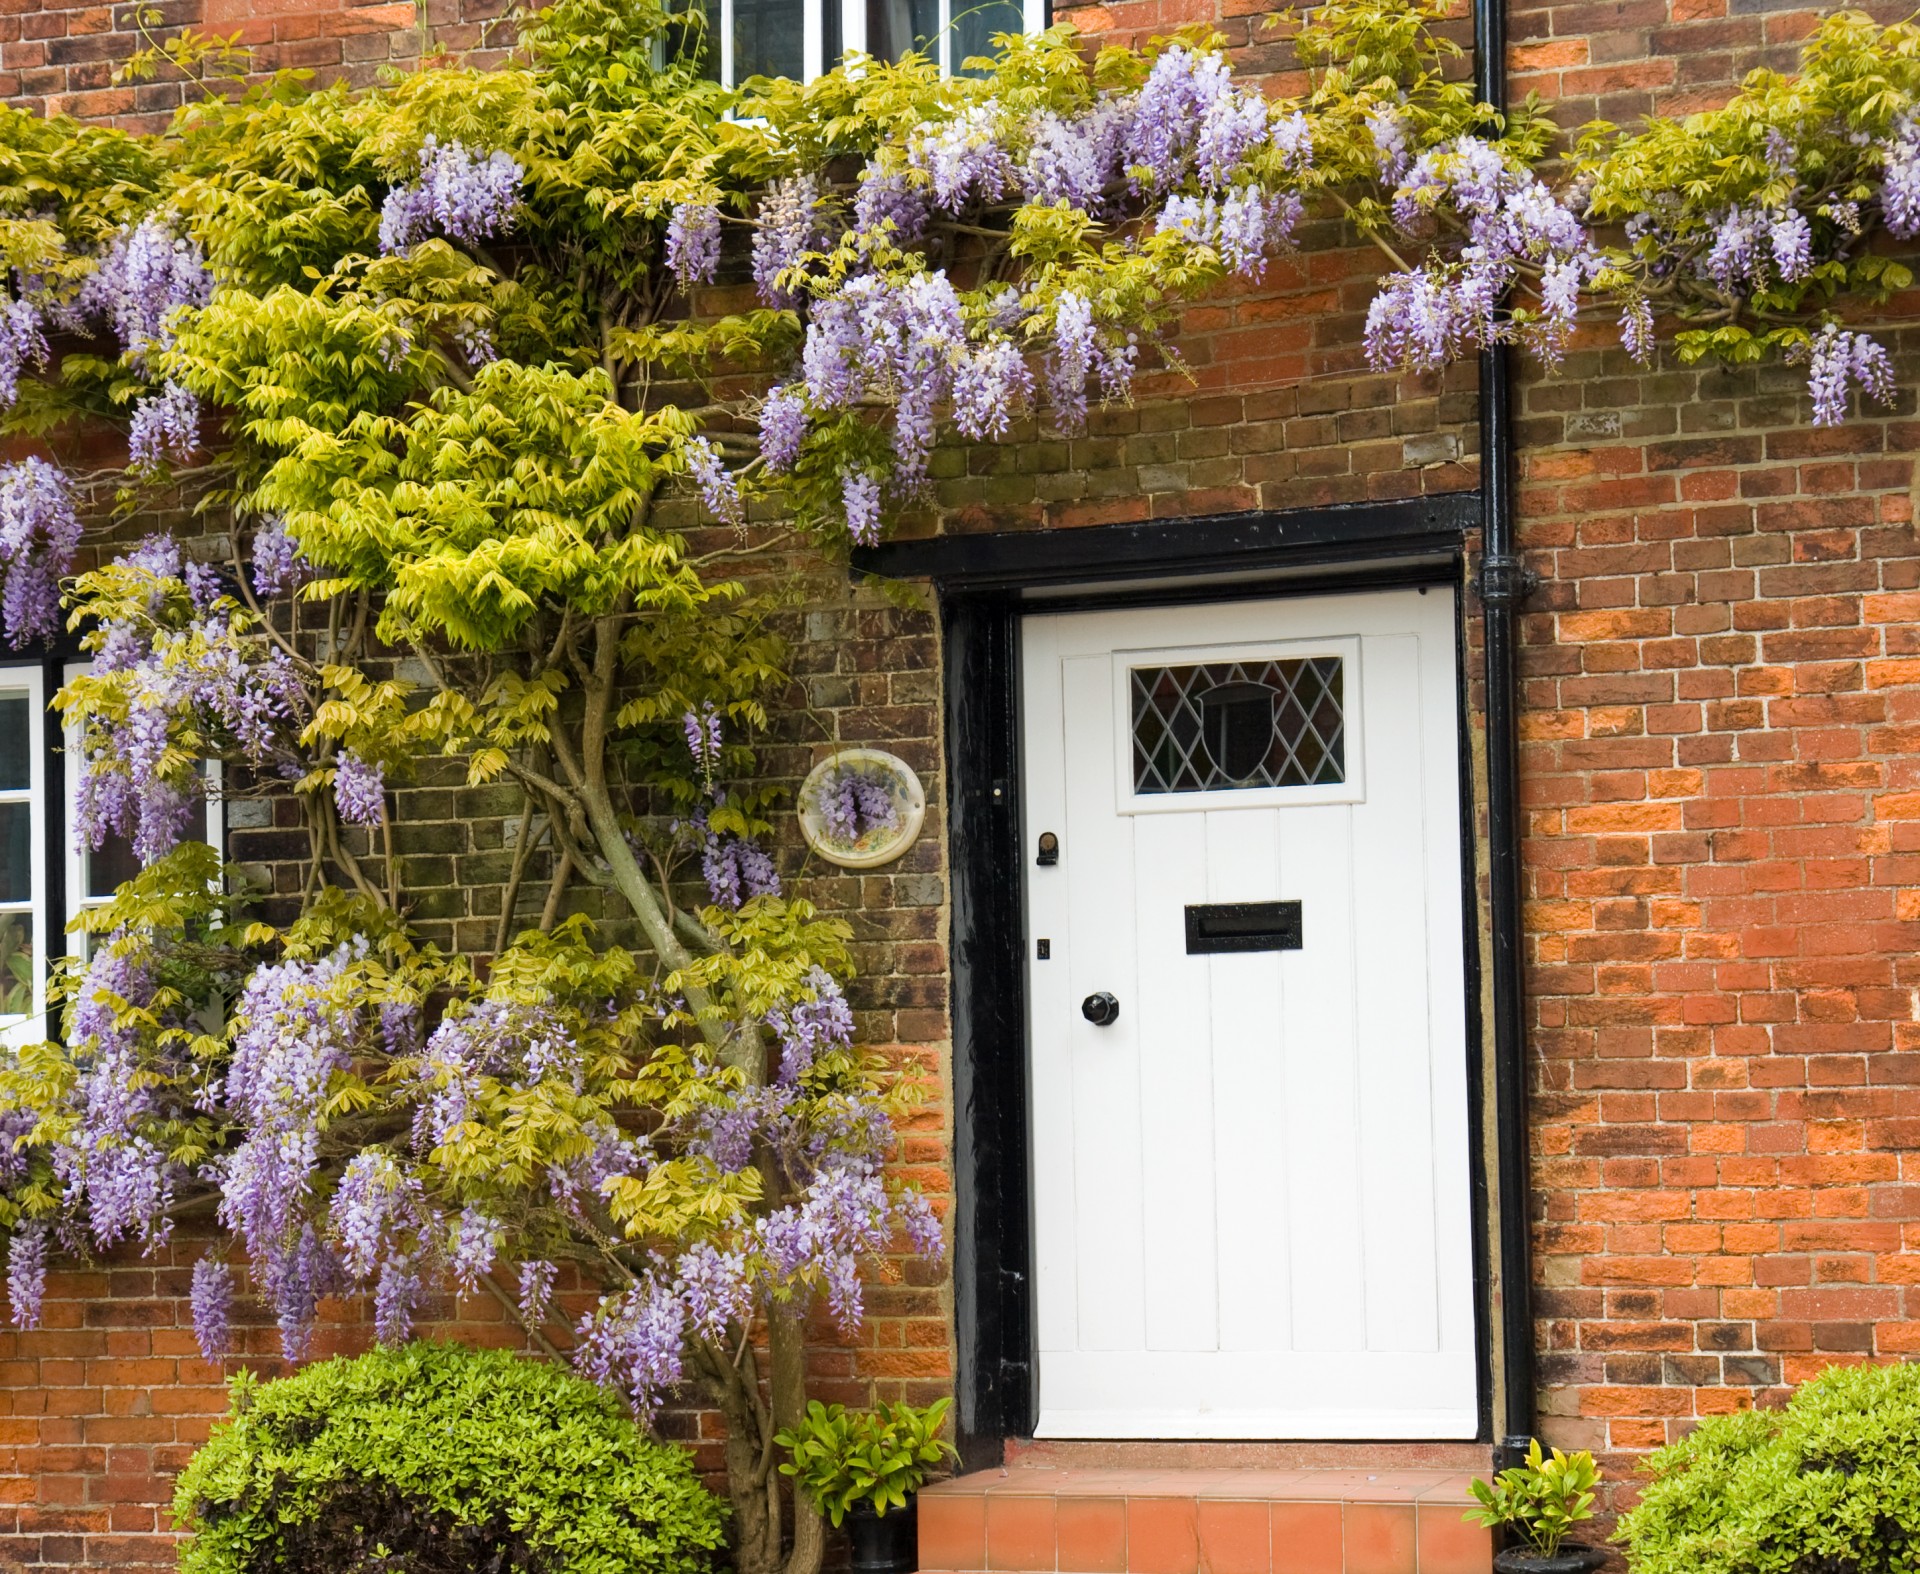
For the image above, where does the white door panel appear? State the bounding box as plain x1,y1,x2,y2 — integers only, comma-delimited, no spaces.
1020,587,1477,1439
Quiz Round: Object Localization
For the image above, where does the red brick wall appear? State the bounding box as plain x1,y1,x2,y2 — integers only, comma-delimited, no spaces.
6,0,1920,1556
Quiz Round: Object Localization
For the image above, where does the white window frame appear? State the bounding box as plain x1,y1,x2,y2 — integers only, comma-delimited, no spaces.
62,659,225,963
0,663,49,1050
708,0,1045,86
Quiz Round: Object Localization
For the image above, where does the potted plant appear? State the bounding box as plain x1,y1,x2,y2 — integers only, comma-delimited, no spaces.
1465,1439,1606,1573
778,1397,956,1574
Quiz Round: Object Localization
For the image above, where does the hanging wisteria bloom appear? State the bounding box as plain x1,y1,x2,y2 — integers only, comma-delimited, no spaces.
684,437,743,525
0,457,81,647
380,136,524,255
75,215,214,364
128,380,201,472
7,1221,46,1328
0,298,48,411
190,1256,231,1361
841,469,882,546
853,161,930,243
698,816,780,910
683,702,722,774
1021,102,1131,214
750,176,822,306
518,1258,558,1324
72,536,305,864
1159,188,1304,279
910,106,1014,211
665,200,723,287
1883,115,1920,239
575,1277,688,1421
334,751,386,827
759,385,808,472
249,516,308,599
1805,323,1896,427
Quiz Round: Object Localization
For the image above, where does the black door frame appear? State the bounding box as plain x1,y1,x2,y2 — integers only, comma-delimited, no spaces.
854,492,1503,1467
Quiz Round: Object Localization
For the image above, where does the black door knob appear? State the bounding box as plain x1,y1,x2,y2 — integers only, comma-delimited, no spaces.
1081,991,1120,1027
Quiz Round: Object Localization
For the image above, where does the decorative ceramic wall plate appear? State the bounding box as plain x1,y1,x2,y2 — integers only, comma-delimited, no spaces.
797,749,926,869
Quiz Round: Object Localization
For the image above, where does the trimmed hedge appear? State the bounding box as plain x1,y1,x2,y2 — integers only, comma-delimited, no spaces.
173,1342,727,1574
1617,1361,1920,1574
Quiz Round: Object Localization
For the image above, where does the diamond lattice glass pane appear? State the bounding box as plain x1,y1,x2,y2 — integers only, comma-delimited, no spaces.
1131,657,1344,794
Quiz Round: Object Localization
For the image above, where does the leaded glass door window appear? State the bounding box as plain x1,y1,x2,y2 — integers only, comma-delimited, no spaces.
1111,639,1364,814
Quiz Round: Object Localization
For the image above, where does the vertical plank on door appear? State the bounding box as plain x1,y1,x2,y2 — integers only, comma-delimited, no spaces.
1059,651,1146,1353
1352,633,1442,1353
1276,802,1365,1351
1021,620,1080,1359
1207,810,1291,1352
1134,810,1219,1351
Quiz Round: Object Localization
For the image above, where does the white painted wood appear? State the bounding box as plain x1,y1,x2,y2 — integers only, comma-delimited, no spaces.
1020,587,1476,1439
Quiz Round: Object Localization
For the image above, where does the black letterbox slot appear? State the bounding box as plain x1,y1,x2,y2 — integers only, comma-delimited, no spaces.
1184,900,1303,955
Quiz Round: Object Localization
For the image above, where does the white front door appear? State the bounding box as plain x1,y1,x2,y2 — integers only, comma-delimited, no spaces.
1020,587,1478,1439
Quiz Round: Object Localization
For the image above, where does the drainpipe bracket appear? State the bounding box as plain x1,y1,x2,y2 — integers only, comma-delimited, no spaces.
1476,552,1538,607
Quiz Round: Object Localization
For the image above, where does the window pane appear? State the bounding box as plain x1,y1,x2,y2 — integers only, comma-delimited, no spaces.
868,0,939,61
0,913,31,1017
0,801,29,902
953,0,1021,73
1132,657,1346,794
735,0,803,81
85,788,210,899
0,691,29,791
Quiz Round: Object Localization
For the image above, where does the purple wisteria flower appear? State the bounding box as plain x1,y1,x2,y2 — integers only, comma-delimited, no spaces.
676,1241,752,1341
1366,104,1411,184
1619,296,1655,365
518,1258,558,1324
910,106,1014,211
448,1207,498,1294
1367,136,1598,373
250,516,308,600
1159,188,1303,279
0,298,48,411
1021,102,1132,213
373,1255,421,1345
1806,323,1896,426
7,1221,46,1328
750,177,821,306
216,945,363,1357
1048,290,1096,431
759,384,807,472
769,965,854,1084
952,338,1035,442
379,137,523,255
75,215,214,365
0,457,81,648
683,702,722,774
190,1255,230,1360
334,752,385,827
693,808,780,909
1768,207,1813,281
1882,115,1920,240
74,533,305,863
841,469,881,546
684,437,743,525
1126,46,1246,192
665,201,723,287
128,380,200,473
854,162,929,244
575,1278,687,1420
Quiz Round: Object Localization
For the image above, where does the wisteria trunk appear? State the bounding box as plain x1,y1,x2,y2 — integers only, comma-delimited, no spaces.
708,1304,825,1574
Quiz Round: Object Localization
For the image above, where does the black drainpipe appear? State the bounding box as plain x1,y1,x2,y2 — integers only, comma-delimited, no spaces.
1474,0,1539,1464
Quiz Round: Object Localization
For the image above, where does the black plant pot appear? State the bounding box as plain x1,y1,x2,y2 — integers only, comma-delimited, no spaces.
847,1494,919,1574
1493,1545,1608,1574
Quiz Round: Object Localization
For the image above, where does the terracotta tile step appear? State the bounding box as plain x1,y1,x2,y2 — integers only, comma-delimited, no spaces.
917,1464,1491,1574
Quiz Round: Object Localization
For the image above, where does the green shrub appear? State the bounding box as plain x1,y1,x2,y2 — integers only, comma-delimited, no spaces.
777,1398,955,1526
1465,1439,1599,1556
173,1342,727,1574
1617,1361,1920,1574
